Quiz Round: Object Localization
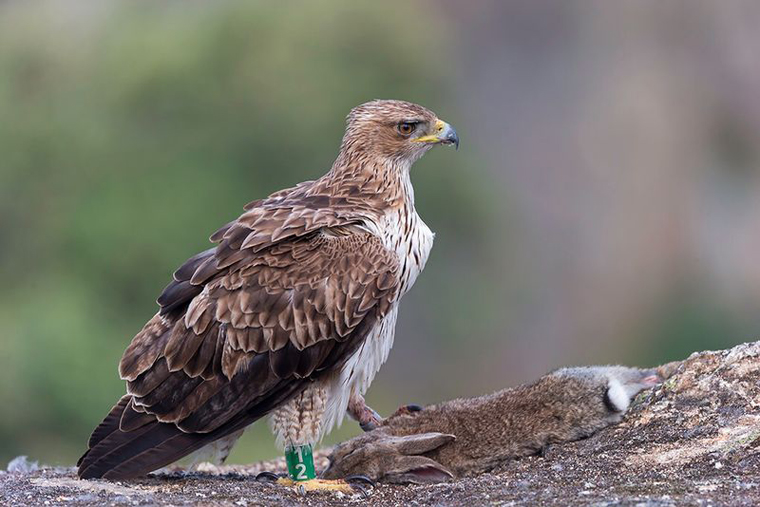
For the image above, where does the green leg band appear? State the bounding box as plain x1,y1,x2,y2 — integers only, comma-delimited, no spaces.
285,444,316,481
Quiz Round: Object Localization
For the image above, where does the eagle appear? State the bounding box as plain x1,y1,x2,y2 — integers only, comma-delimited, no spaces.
77,99,459,492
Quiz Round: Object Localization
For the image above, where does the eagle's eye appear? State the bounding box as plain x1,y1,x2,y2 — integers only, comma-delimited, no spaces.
397,122,417,136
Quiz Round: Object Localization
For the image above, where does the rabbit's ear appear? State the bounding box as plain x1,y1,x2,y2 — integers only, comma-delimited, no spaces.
386,432,456,455
384,455,454,485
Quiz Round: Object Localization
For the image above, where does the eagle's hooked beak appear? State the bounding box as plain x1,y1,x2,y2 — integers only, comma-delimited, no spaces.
412,119,460,150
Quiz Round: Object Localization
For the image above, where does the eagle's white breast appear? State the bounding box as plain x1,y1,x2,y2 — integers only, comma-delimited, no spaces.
321,186,435,435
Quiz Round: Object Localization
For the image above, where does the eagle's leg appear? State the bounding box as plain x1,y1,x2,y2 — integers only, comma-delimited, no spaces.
267,384,362,494
186,429,245,473
347,392,382,432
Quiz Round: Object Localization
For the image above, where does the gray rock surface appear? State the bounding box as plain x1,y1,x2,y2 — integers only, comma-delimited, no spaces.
4,341,760,506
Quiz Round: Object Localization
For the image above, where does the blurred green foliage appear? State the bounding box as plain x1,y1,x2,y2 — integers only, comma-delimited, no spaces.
0,1,504,465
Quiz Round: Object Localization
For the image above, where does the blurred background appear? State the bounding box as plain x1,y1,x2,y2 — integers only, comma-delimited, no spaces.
2,0,759,467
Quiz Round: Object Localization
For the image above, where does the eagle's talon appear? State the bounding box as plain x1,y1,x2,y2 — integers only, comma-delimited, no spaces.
255,471,280,483
345,474,375,497
389,403,426,418
346,474,375,487
349,394,383,432
350,482,371,498
360,419,379,432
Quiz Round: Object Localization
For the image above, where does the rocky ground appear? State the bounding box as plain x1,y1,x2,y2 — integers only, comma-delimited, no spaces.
4,341,760,506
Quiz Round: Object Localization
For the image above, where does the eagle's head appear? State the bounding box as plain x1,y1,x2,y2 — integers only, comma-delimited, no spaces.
342,99,459,165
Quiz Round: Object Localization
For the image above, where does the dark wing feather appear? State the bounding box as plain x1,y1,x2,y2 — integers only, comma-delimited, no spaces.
78,318,375,479
78,195,399,479
83,396,131,455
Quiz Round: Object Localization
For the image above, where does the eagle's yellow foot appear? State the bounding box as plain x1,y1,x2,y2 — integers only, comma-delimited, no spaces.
278,477,356,495
256,472,372,496
284,476,374,497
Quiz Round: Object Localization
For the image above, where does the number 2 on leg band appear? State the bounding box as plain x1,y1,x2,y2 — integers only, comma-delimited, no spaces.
285,444,316,481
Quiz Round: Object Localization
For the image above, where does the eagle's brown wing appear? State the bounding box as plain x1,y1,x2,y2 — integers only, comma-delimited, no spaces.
77,197,399,479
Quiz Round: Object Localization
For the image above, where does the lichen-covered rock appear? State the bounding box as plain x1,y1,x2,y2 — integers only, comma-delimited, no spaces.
3,341,760,506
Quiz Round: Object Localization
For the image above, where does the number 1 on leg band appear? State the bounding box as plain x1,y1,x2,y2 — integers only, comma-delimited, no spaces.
285,444,316,481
